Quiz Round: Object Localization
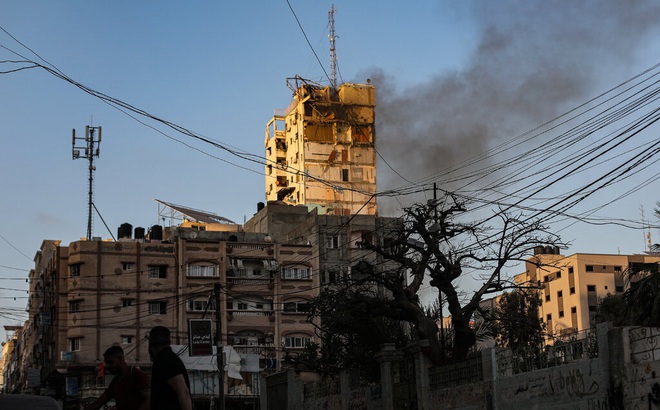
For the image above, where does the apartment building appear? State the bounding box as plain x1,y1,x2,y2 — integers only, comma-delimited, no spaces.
14,203,319,409
1,326,21,393
264,78,378,216
244,201,401,292
515,247,660,340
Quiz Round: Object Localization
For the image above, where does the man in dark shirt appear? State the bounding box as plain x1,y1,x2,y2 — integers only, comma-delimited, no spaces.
86,346,150,410
148,326,193,410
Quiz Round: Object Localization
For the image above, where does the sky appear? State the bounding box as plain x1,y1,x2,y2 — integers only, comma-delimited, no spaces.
1,1,659,338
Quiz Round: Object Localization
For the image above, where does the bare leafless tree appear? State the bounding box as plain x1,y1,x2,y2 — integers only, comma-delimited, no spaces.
360,195,562,363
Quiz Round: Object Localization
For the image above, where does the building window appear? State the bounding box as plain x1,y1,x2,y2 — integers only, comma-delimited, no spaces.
557,290,563,298
545,294,550,302
237,303,248,310
122,262,135,271
614,266,622,272
69,337,82,352
568,267,574,274
283,301,310,313
341,169,349,182
556,271,562,278
326,235,340,249
586,265,594,272
122,299,134,307
69,300,82,314
543,275,549,283
546,314,552,321
355,231,373,249
148,265,167,279
187,263,218,277
230,259,270,277
188,299,216,312
69,264,82,277
587,285,596,292
148,301,167,315
571,306,577,314
324,269,337,284
121,335,133,344
559,311,565,318
282,266,311,280
282,335,312,349
570,287,575,294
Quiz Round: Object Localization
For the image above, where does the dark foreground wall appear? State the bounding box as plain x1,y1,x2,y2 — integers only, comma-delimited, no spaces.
262,323,660,409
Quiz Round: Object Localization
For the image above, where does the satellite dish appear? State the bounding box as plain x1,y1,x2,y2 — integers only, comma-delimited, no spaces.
189,231,198,239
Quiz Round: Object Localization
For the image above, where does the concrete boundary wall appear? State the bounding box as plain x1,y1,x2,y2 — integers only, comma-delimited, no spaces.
262,323,660,409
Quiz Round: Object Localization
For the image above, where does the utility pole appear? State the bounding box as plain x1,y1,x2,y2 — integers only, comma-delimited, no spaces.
433,183,446,357
72,126,102,240
214,283,225,410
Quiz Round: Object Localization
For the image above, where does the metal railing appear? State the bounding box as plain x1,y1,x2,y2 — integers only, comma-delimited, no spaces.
629,326,660,364
496,328,598,376
429,354,483,389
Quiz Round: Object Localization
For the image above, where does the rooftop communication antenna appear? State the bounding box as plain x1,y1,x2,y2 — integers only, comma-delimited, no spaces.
640,205,654,252
328,4,337,88
72,126,102,240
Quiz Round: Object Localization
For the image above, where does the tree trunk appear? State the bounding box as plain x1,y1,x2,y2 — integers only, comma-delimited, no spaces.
452,315,476,360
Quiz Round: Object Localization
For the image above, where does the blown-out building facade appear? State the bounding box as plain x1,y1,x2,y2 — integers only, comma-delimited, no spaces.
264,79,378,216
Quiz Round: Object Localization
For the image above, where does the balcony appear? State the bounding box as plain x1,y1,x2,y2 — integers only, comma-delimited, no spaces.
227,276,274,290
226,244,274,259
227,309,275,327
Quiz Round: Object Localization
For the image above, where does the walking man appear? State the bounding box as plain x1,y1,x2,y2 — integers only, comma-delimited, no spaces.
86,346,150,410
148,326,193,410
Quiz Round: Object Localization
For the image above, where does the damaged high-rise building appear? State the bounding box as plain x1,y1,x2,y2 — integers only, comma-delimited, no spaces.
264,78,378,216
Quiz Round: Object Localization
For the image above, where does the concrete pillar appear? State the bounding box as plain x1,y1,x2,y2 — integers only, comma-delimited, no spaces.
287,370,303,410
481,348,497,410
375,343,400,410
481,348,497,382
410,340,431,410
596,321,613,371
604,323,627,408
340,369,359,410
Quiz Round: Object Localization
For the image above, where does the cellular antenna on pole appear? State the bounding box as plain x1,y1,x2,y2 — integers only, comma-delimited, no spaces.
640,205,655,252
72,125,102,240
328,4,337,89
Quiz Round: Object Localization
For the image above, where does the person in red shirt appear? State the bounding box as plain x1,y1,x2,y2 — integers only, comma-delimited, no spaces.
86,346,150,410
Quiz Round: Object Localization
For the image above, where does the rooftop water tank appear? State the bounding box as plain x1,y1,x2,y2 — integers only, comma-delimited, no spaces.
118,223,132,239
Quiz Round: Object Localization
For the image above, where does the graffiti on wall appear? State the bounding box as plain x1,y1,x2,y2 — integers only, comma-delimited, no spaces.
431,383,488,407
548,368,600,398
348,390,367,410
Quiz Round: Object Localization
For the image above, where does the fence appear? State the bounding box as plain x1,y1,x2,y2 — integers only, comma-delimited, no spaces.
263,323,660,409
429,353,483,389
629,326,660,363
496,327,598,376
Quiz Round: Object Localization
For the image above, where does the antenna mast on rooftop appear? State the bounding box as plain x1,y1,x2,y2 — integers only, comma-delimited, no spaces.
72,126,102,240
328,4,337,88
641,205,653,252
